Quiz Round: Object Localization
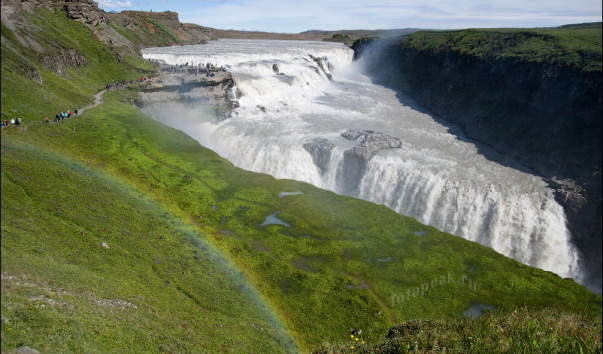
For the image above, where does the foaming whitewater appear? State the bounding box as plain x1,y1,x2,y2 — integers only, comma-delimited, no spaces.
141,39,582,283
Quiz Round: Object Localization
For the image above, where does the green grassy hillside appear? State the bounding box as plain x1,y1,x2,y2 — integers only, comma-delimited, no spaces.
317,307,601,353
400,23,602,71
1,7,155,122
2,5,601,353
1,131,295,353
3,85,600,352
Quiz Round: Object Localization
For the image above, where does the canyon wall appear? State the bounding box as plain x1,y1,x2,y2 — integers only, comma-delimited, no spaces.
353,26,602,291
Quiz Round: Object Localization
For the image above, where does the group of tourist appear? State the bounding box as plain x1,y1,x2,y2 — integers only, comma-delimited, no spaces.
1,76,152,129
106,77,150,91
1,117,22,127
51,110,77,123
1,111,78,128
160,62,227,77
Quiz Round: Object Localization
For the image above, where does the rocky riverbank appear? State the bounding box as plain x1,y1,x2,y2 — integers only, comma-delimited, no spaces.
137,63,236,119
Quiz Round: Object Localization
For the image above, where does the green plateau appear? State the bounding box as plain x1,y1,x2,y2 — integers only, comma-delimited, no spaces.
401,23,602,71
2,5,601,353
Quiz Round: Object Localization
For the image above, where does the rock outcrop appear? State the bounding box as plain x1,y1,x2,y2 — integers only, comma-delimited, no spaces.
304,130,403,193
341,129,403,193
118,10,215,45
41,48,87,74
63,0,105,25
121,10,180,29
342,129,403,151
138,64,235,119
1,0,105,25
303,138,335,175
309,54,333,80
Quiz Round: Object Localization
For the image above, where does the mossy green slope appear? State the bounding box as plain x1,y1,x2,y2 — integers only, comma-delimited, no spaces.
3,90,601,351
1,5,602,352
1,135,296,353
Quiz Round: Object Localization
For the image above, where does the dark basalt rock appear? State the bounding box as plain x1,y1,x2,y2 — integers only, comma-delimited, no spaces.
303,138,335,175
550,177,587,215
41,48,88,74
309,54,333,80
304,130,403,189
340,129,403,194
342,129,403,151
63,0,105,25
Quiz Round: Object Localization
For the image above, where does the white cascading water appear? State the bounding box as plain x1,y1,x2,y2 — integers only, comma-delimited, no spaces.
141,39,582,283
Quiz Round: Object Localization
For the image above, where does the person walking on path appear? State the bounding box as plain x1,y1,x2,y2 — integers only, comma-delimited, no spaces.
4,74,152,130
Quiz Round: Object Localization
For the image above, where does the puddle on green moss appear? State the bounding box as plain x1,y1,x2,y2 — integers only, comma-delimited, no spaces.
464,303,495,318
260,211,290,227
278,191,304,198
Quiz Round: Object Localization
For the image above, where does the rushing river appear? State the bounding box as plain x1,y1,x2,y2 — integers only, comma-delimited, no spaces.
141,39,582,283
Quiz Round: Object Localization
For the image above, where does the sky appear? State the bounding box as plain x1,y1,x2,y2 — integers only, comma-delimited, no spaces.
97,0,603,33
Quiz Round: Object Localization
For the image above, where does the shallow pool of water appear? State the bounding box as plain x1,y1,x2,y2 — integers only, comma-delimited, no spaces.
278,191,304,198
464,303,495,318
377,256,393,262
260,211,291,227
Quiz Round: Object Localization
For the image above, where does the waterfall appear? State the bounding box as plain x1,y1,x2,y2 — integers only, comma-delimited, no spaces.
355,154,579,277
140,39,582,283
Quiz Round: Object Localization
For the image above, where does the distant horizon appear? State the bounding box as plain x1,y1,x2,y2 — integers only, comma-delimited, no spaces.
104,7,601,34
98,0,602,34
210,22,601,35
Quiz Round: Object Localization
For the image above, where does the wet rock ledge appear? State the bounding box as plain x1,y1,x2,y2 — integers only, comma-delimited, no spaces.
138,63,237,117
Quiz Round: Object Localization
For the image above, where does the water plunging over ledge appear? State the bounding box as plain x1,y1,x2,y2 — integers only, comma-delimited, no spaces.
140,39,582,285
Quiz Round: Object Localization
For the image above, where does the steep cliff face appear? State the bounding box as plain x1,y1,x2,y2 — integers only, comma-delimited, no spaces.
1,0,217,60
0,0,218,93
353,26,602,291
118,10,216,45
